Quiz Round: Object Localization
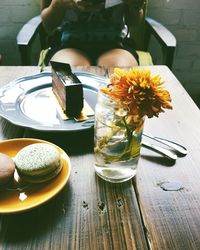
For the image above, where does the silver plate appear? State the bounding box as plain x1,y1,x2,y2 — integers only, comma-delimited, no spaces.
0,71,107,132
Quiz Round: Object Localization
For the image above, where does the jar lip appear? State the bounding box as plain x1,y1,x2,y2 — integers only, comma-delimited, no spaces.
98,91,124,107
97,90,128,111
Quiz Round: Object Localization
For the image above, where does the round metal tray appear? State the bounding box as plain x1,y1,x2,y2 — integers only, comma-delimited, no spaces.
0,71,107,132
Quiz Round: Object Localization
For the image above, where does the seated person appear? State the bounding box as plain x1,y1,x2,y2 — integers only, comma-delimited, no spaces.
40,0,144,67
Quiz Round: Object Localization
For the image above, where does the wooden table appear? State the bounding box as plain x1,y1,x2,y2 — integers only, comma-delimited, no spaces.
0,66,200,249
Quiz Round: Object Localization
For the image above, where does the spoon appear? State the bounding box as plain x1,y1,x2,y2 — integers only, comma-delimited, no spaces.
143,133,188,156
142,141,178,161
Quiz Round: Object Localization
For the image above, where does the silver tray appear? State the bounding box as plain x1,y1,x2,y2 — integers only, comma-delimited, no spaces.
0,71,107,132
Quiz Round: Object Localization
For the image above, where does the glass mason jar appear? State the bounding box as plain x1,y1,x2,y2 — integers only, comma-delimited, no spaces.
94,91,145,183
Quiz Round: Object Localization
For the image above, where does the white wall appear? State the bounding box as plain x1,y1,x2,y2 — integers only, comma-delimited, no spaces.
0,0,40,65
147,0,200,105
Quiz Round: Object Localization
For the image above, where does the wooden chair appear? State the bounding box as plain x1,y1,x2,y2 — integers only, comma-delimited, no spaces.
16,2,176,69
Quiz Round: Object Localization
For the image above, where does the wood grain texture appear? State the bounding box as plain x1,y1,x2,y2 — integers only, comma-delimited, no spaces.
137,66,200,249
0,66,200,249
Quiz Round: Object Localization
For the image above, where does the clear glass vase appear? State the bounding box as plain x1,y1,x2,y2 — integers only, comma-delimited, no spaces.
94,92,145,183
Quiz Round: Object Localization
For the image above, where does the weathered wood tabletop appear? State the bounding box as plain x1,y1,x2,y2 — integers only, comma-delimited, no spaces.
0,66,200,250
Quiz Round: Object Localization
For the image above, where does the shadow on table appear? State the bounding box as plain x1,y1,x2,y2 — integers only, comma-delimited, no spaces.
0,181,73,245
0,118,94,155
141,154,176,167
24,128,94,155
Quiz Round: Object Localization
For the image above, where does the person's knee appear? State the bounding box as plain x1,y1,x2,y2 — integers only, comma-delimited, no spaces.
97,49,138,67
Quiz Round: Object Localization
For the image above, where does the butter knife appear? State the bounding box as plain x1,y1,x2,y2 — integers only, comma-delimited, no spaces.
142,141,178,161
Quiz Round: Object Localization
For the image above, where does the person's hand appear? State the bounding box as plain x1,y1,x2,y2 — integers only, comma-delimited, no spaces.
40,0,76,32
51,0,76,9
51,0,103,12
73,0,104,12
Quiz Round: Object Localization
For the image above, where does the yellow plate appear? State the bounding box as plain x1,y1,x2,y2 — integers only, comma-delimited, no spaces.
0,138,71,214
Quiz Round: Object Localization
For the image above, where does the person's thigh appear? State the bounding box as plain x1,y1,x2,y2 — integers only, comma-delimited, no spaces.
97,48,138,67
50,48,91,66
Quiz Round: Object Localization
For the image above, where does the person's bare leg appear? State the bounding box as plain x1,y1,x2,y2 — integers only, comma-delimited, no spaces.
97,49,138,67
50,48,91,66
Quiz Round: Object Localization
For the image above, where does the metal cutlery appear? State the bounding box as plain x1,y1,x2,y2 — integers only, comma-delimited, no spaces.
142,141,178,161
143,133,188,156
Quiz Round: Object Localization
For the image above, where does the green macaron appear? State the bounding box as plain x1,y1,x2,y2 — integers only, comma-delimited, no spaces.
15,143,62,183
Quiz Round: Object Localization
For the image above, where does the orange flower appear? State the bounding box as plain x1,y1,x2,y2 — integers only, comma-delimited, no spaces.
101,68,172,119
